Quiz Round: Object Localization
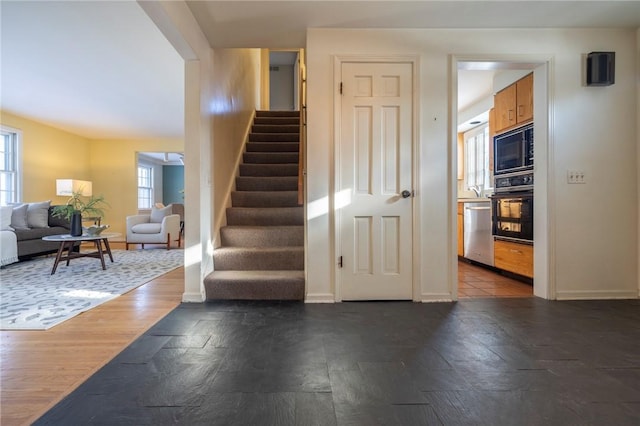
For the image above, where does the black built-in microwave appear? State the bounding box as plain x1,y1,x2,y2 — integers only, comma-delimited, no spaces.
494,123,534,175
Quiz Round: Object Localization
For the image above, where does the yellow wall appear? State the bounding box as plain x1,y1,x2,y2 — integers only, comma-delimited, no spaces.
1,111,91,203
1,111,183,239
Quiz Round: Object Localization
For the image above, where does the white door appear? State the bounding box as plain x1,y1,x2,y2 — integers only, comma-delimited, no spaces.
339,62,414,300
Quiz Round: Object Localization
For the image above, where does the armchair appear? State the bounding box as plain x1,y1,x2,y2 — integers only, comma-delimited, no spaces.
125,207,181,250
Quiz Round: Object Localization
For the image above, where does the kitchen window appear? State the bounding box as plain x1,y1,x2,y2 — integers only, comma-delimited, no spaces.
0,126,21,204
137,165,153,209
464,123,490,192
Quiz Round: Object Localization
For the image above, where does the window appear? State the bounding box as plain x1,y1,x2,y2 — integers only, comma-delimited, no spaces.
464,123,491,192
137,165,153,209
0,126,21,204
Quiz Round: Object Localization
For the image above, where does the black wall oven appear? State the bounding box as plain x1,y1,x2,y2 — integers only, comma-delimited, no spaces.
491,192,533,243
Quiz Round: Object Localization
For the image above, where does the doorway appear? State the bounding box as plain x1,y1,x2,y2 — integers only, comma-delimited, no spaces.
337,60,415,301
454,58,550,300
136,152,184,213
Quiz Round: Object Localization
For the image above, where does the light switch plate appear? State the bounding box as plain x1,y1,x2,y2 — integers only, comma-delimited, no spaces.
567,170,586,184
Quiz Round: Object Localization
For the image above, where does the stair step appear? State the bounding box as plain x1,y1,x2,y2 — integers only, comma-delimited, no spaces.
253,117,299,125
231,191,299,207
204,270,305,300
220,225,303,247
239,163,298,177
226,207,303,226
235,176,298,191
249,133,299,143
213,247,303,270
256,110,300,117
243,152,299,164
252,124,299,134
246,142,299,152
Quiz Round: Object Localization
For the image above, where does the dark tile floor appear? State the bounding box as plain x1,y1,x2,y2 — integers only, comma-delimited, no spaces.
36,299,640,425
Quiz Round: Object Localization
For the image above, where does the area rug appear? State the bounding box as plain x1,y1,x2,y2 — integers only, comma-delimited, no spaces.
0,249,183,330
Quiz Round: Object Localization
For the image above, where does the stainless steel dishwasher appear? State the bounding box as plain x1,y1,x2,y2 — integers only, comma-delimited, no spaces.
463,202,494,266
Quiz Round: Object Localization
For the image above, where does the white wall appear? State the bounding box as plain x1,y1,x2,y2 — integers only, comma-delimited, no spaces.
212,48,261,245
270,65,295,110
306,28,638,301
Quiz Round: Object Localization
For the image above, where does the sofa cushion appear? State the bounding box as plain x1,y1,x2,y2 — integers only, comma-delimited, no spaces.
0,206,13,231
13,226,68,241
10,204,29,230
131,223,162,234
27,200,51,228
150,205,171,223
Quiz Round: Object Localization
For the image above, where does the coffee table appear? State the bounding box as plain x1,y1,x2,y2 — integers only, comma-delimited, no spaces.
42,233,120,275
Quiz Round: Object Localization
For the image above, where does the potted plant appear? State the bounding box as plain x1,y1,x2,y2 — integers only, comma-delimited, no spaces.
53,190,109,236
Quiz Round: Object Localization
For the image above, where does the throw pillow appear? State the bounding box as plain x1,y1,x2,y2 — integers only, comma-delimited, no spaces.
27,200,51,228
10,204,29,230
149,205,172,223
0,205,13,230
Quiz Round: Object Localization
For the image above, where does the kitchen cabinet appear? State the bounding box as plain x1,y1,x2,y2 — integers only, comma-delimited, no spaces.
493,73,533,133
457,202,464,257
494,239,533,278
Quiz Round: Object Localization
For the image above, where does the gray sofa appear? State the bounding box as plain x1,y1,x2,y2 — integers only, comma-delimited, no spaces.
13,206,73,259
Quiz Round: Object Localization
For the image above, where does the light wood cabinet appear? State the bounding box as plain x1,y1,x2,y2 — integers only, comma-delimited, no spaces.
493,73,533,133
516,73,533,124
494,239,533,278
457,202,464,257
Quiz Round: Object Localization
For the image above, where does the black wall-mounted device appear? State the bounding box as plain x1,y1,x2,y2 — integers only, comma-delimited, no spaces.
586,51,615,86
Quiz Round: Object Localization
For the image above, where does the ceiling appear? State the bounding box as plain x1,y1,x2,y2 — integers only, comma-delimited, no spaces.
2,1,639,140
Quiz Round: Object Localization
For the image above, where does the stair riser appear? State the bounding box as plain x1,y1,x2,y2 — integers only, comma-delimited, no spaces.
231,191,299,207
204,276,305,301
235,177,298,191
214,249,303,270
226,207,303,226
252,125,299,134
249,133,299,142
256,110,300,118
253,117,299,125
246,142,299,152
220,226,303,247
243,152,299,164
239,164,298,177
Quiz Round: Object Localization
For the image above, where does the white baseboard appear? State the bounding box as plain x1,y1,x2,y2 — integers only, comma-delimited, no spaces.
305,293,335,303
182,291,205,302
555,289,639,300
420,293,454,303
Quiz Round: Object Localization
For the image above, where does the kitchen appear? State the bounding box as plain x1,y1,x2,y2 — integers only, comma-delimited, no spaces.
457,66,535,298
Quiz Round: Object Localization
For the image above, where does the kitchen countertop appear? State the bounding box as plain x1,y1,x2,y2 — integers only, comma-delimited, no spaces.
457,197,491,203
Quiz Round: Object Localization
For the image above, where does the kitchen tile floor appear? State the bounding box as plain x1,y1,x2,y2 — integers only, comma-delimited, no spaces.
458,260,533,298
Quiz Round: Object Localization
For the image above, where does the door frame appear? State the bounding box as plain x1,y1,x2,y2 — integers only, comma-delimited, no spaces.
451,54,555,300
333,55,421,302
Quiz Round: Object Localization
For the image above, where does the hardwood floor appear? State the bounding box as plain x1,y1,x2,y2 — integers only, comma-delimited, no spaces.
458,260,533,299
2,258,528,425
0,262,184,426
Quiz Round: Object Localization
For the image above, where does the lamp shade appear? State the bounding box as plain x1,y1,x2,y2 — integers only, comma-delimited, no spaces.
56,179,92,196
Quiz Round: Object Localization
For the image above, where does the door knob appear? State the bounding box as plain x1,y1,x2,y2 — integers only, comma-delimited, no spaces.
401,190,412,198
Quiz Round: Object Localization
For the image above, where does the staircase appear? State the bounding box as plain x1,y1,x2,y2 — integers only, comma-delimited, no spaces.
204,110,305,300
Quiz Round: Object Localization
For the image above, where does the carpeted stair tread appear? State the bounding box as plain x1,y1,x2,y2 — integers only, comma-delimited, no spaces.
213,247,303,270
220,225,303,247
231,191,299,207
246,142,299,152
243,152,299,164
204,270,305,300
239,163,298,177
249,133,299,143
226,207,303,226
235,176,298,191
252,124,299,134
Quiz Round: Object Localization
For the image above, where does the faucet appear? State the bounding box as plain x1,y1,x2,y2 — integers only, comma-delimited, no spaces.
470,185,482,197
